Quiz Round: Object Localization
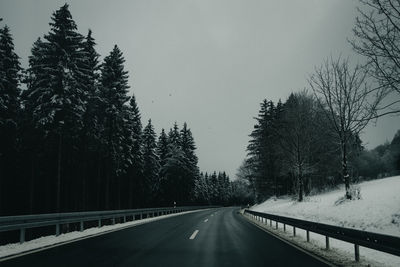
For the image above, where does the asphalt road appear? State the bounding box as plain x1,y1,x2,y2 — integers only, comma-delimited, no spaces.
1,207,328,267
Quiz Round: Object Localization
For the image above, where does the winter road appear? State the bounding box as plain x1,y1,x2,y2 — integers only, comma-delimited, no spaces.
0,207,328,267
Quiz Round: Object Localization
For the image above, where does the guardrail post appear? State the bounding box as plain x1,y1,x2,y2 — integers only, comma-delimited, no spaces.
123,216,126,223
20,228,25,244
283,224,286,232
140,213,143,219
275,221,278,229
355,244,360,262
306,230,310,242
325,236,330,250
293,227,296,237
98,219,101,228
270,219,272,227
111,218,115,225
56,224,60,236
80,221,84,232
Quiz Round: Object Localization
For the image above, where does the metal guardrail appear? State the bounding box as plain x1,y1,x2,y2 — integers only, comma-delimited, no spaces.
244,209,400,262
0,206,216,244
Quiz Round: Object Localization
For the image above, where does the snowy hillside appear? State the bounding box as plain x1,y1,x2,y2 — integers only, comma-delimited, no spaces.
251,176,400,266
252,176,400,237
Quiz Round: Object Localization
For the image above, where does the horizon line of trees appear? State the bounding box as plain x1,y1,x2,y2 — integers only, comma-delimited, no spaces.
0,4,251,216
238,0,400,203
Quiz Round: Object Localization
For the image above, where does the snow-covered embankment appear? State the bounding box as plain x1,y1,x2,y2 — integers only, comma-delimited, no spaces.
251,176,400,266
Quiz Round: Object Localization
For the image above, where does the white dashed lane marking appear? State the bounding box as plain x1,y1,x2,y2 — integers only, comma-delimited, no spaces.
189,230,199,240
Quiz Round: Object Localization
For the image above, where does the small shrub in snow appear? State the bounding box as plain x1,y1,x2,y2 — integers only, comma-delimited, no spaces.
334,185,361,205
392,214,400,226
349,185,362,200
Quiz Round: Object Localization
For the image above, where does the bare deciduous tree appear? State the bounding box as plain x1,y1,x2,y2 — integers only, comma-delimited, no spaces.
309,57,386,199
351,0,400,115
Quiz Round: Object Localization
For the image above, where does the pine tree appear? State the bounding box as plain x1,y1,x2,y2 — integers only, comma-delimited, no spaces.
21,37,48,214
168,122,181,148
210,171,219,204
79,29,100,210
180,122,199,202
156,128,169,204
37,3,87,129
142,119,160,206
0,25,22,214
160,123,190,205
125,95,143,208
157,129,169,169
0,25,21,127
22,4,89,212
247,99,278,201
99,44,131,209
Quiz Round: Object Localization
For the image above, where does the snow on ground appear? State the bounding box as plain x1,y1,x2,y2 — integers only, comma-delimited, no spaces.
251,176,400,266
0,209,205,260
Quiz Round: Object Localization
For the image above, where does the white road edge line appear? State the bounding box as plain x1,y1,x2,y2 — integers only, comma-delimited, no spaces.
189,230,199,240
204,219,208,222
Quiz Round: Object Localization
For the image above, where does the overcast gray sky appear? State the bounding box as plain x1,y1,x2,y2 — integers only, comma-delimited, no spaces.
1,0,399,178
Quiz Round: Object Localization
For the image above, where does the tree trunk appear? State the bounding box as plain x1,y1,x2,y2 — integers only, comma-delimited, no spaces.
342,140,351,199
81,147,87,211
117,176,121,209
82,169,86,211
96,153,101,210
29,156,35,214
0,157,3,214
128,173,133,208
105,166,110,210
297,143,304,202
56,132,62,212
298,172,304,202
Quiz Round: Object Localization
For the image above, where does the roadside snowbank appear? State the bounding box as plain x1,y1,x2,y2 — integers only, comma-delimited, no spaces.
251,176,400,266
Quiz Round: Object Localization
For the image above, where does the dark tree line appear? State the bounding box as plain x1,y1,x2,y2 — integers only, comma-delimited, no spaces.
193,171,253,206
354,130,400,179
0,5,241,216
242,92,363,203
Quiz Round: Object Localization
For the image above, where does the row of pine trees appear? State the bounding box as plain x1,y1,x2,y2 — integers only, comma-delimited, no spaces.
0,4,249,216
